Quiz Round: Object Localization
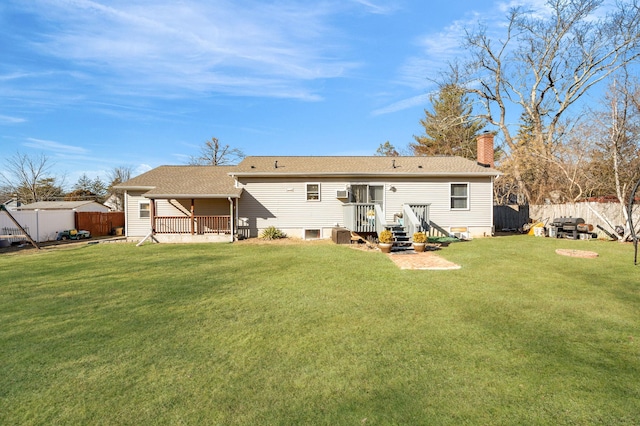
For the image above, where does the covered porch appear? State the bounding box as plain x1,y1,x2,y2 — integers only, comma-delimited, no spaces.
147,196,238,243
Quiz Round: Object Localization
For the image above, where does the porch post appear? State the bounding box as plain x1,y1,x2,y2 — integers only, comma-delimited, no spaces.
229,197,234,241
150,199,156,234
190,199,195,235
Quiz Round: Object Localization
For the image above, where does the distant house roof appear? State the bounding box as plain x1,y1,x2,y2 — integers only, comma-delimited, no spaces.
116,165,243,199
230,156,501,177
18,201,108,210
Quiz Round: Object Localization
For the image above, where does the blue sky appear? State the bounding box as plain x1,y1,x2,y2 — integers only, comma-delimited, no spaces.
1,0,542,186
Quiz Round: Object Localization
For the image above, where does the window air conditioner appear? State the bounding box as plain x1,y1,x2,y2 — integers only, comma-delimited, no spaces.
336,189,348,199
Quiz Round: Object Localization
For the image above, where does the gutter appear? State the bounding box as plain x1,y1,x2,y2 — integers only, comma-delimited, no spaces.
145,193,242,199
228,171,502,178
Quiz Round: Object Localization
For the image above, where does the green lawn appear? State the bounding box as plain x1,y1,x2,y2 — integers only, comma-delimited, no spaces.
1,236,639,425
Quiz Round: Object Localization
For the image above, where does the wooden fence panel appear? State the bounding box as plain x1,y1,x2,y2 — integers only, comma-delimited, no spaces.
493,205,530,230
75,212,125,237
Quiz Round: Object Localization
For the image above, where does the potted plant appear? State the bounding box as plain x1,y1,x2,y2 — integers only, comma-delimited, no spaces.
412,231,427,252
378,229,393,253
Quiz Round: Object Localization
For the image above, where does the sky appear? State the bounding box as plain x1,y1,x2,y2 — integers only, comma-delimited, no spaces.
1,0,543,187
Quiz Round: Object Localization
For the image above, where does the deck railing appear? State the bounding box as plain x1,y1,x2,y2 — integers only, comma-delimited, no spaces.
403,204,430,238
154,215,231,234
343,203,377,233
344,203,431,236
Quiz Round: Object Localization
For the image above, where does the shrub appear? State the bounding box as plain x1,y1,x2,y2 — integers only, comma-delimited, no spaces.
412,232,427,243
378,230,393,244
260,226,286,240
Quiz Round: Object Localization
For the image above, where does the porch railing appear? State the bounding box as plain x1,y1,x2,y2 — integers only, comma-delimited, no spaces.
343,203,377,233
344,203,431,236
154,216,231,234
402,204,430,238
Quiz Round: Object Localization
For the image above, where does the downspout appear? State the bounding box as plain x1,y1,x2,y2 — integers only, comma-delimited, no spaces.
228,197,234,242
124,192,129,237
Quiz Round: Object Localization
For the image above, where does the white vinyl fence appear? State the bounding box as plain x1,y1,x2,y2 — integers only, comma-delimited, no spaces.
495,202,640,238
0,210,75,243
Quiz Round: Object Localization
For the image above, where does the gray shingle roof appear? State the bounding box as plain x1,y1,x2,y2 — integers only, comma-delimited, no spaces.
117,156,500,198
231,156,500,176
117,166,242,198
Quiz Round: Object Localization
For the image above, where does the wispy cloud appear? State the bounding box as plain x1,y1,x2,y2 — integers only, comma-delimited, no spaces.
376,1,539,115
372,93,431,116
23,138,89,155
7,0,358,102
0,115,26,124
350,0,398,14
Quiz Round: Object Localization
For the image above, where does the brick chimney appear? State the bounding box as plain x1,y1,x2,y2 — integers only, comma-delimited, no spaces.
477,132,495,168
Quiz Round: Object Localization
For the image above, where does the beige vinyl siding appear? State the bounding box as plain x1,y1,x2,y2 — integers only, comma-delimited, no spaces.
237,178,347,237
385,177,494,228
237,176,494,237
125,191,152,237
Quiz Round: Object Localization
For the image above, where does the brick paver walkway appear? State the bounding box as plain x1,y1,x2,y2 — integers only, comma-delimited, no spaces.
386,251,461,270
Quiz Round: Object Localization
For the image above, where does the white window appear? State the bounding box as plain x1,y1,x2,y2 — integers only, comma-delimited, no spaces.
450,183,469,210
304,229,321,239
306,183,320,201
139,201,151,218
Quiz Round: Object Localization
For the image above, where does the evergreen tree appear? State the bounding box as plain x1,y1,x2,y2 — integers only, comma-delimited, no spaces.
411,84,485,159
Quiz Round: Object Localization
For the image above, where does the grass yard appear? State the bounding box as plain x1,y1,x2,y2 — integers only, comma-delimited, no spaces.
1,236,639,425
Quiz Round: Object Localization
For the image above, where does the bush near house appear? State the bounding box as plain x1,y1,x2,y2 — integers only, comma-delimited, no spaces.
260,225,286,240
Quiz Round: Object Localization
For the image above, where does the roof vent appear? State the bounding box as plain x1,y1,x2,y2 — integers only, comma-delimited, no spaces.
274,160,278,169
418,165,423,169
392,159,396,169
251,165,255,169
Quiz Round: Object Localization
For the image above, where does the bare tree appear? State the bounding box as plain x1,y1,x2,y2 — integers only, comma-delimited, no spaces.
0,152,64,203
106,166,133,211
189,137,245,166
461,0,640,203
584,74,640,240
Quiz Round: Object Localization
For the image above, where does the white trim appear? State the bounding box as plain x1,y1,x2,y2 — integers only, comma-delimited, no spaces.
450,182,470,211
306,182,321,202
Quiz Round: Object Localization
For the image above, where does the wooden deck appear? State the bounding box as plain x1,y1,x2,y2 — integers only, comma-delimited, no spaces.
154,215,231,235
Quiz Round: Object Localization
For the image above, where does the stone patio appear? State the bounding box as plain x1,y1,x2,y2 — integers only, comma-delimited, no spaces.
386,251,461,270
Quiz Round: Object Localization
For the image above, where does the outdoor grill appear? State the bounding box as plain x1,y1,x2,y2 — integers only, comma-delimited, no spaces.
550,217,595,239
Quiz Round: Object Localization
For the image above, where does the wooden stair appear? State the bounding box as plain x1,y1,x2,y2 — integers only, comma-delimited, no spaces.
387,223,413,252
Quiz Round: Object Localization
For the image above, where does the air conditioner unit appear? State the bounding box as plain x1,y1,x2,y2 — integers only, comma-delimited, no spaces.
336,189,348,199
453,232,471,240
450,226,471,240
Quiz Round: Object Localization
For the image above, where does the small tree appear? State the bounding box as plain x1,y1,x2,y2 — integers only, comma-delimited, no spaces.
106,166,133,211
375,141,400,157
189,137,245,166
66,174,108,202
